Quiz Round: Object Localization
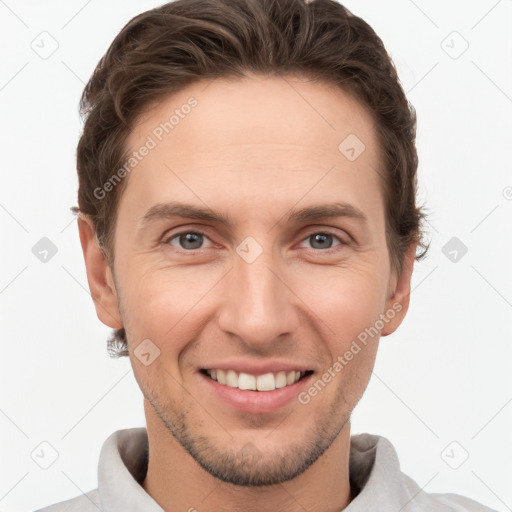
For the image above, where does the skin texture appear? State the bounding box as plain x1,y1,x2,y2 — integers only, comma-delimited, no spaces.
78,74,417,512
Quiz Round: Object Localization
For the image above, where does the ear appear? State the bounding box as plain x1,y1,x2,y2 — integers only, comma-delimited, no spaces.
77,215,123,329
381,242,417,337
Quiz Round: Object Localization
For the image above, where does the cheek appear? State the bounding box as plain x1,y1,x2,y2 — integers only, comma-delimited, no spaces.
335,339,379,406
299,259,389,344
118,264,222,351
117,241,389,360
302,267,385,403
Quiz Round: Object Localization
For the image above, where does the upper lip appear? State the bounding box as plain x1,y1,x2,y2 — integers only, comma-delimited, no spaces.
199,360,315,376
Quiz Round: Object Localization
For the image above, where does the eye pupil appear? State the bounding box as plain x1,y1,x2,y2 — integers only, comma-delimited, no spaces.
180,233,203,250
310,233,332,249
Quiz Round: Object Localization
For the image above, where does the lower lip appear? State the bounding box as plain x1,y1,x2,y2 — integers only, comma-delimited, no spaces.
199,372,314,414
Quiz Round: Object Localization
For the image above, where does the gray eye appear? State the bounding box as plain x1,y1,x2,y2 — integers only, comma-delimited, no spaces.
308,233,334,250
169,232,210,250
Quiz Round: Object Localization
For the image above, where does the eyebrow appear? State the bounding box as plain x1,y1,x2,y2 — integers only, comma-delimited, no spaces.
139,200,368,229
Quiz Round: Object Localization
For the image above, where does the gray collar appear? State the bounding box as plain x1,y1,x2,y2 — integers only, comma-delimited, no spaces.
97,428,406,511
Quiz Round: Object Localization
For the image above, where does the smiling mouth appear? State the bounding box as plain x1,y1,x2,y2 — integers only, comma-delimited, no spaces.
201,369,314,391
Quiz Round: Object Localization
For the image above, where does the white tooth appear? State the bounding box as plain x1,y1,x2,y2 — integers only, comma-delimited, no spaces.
275,371,287,389
226,370,238,388
294,371,301,383
286,371,296,385
217,369,226,385
210,369,217,380
238,372,256,390
257,372,276,391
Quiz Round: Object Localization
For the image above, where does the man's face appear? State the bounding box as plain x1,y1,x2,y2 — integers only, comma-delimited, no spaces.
85,74,413,485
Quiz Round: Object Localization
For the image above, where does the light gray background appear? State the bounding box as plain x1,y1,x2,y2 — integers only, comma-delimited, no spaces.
1,1,511,511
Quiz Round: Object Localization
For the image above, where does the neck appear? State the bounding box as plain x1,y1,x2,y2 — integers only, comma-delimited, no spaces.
141,401,353,512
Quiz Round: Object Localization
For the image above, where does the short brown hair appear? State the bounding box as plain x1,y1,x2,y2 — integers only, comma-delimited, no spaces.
74,0,429,356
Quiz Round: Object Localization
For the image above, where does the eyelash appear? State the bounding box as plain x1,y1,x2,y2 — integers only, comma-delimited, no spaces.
163,229,347,255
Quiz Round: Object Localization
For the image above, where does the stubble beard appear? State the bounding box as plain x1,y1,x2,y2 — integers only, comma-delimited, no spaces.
145,385,352,487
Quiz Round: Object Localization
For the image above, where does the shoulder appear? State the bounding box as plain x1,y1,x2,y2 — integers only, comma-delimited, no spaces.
349,433,499,511
34,488,100,512
400,472,499,511
33,428,150,512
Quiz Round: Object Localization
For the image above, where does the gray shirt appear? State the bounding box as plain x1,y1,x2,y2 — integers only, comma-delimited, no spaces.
35,428,498,511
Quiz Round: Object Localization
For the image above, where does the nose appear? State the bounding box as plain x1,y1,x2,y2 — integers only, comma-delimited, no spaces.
216,248,300,350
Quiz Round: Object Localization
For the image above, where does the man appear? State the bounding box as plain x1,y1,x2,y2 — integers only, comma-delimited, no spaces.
36,0,497,510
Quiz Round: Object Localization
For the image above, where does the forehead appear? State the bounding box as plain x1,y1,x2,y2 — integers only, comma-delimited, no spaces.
127,74,380,159
119,74,385,231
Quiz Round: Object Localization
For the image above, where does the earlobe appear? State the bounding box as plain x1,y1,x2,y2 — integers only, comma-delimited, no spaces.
77,215,123,329
381,242,417,337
